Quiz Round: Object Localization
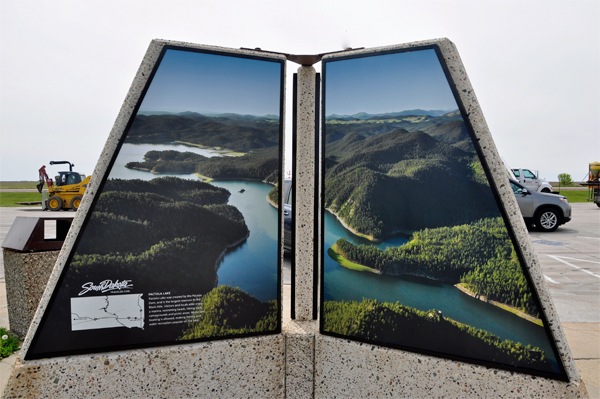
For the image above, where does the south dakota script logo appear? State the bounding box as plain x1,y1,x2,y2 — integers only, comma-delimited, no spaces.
79,280,133,296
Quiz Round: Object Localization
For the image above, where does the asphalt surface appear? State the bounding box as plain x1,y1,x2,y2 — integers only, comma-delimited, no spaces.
528,203,600,323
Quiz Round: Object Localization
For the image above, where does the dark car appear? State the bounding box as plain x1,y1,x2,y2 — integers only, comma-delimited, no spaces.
283,179,292,251
509,179,571,232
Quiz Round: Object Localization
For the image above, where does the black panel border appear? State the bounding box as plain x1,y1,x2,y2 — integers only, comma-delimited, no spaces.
291,73,298,320
313,73,321,320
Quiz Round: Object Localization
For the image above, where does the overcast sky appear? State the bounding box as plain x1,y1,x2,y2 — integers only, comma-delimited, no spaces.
1,0,598,182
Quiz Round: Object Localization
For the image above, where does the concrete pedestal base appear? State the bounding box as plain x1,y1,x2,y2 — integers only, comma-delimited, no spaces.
3,250,58,338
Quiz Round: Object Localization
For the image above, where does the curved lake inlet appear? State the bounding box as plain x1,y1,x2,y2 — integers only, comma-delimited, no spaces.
323,211,559,369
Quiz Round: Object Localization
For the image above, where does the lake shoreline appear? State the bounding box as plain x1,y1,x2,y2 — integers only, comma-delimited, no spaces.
455,283,543,326
173,140,245,156
325,208,414,243
325,208,380,242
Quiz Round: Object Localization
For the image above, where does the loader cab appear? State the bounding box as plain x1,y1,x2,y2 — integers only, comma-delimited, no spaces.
55,172,85,187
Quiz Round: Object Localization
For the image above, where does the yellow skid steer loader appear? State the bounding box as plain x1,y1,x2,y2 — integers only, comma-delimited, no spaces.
37,161,90,211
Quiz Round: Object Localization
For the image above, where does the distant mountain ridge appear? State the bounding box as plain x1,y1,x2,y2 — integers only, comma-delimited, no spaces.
137,111,280,120
325,110,469,149
326,109,458,120
127,112,280,152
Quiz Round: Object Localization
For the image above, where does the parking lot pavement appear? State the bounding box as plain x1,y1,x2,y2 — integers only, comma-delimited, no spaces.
529,203,600,323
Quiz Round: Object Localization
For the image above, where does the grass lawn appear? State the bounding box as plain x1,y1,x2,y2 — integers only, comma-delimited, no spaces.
0,192,42,207
0,327,21,359
0,181,38,189
558,190,593,203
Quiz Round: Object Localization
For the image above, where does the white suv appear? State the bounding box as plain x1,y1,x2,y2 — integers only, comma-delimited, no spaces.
510,179,571,232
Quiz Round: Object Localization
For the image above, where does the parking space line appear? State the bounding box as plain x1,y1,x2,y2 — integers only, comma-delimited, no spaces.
544,275,559,284
548,255,600,279
557,256,600,264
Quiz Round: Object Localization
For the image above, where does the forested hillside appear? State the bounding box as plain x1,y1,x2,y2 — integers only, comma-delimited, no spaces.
324,110,466,145
127,112,279,151
180,285,277,339
333,217,539,317
71,177,249,294
324,127,496,237
323,299,552,373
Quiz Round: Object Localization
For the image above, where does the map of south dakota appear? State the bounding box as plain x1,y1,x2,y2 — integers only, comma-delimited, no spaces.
71,294,144,331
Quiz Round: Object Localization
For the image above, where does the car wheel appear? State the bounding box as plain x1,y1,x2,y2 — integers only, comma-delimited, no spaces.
541,188,551,193
47,196,63,211
535,208,560,232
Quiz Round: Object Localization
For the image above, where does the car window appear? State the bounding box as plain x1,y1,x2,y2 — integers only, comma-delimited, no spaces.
523,170,536,179
511,182,523,194
512,169,520,177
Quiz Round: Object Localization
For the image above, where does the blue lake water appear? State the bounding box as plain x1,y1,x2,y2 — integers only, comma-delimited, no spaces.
210,180,279,302
108,143,279,303
323,211,559,368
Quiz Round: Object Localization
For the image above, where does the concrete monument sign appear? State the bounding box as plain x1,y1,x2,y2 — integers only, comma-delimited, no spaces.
3,38,587,398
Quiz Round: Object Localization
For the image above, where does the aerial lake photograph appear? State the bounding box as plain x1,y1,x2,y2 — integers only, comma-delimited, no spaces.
28,47,284,358
320,47,565,378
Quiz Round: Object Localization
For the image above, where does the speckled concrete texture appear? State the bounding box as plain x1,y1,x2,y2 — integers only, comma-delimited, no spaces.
314,335,588,398
3,334,286,398
294,66,317,321
284,320,318,398
3,250,58,338
3,39,288,398
320,38,585,396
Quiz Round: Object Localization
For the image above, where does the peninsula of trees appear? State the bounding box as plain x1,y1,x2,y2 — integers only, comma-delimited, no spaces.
333,217,539,318
125,146,279,184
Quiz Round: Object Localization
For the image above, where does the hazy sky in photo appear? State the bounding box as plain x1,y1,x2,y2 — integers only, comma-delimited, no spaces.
325,49,458,116
139,49,282,116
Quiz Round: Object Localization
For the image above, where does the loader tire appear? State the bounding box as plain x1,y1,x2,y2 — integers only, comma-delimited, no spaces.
48,196,63,211
71,196,82,210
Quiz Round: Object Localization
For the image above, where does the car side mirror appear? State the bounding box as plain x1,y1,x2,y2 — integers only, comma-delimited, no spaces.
522,188,530,195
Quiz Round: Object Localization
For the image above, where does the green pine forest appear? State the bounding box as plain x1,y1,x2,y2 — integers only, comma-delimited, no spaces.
322,299,552,373
128,112,280,152
180,285,277,340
